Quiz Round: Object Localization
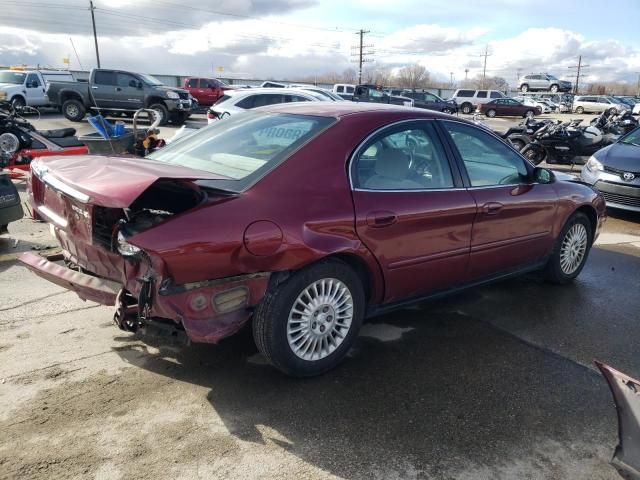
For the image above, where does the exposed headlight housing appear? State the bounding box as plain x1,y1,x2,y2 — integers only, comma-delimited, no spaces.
166,91,180,99
586,156,604,173
0,91,7,99
117,231,142,256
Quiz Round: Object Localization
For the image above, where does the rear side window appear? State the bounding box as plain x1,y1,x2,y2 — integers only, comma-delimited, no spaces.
286,95,311,102
456,90,475,97
237,94,284,109
214,95,230,105
336,86,344,93
94,71,117,85
476,91,488,98
187,78,199,88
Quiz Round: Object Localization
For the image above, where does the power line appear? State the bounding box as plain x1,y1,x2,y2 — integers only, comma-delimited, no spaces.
479,45,492,89
568,55,590,94
351,29,372,84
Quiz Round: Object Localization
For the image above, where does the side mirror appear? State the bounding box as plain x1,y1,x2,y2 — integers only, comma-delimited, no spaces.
129,80,137,88
533,167,554,184
137,81,143,89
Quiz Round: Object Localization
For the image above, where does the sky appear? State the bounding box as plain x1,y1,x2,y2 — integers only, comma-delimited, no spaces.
0,0,639,86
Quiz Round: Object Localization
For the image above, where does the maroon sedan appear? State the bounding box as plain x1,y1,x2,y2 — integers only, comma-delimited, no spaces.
21,103,605,376
479,98,542,118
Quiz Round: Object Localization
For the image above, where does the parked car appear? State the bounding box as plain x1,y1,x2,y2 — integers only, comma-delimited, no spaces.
513,96,551,114
46,69,193,125
449,89,505,114
518,73,572,93
21,103,605,376
207,88,324,123
332,84,355,99
183,77,236,107
0,68,74,109
479,98,541,118
634,103,640,116
580,126,640,212
573,95,629,115
351,85,413,106
292,87,344,101
261,81,286,88
401,89,457,114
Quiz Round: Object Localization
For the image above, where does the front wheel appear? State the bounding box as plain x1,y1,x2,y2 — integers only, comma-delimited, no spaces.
522,145,544,165
442,107,454,114
253,260,365,377
520,84,529,92
509,138,526,151
460,103,473,114
486,109,496,118
575,106,585,114
149,103,169,126
524,110,535,119
550,84,559,93
544,213,592,284
10,96,25,110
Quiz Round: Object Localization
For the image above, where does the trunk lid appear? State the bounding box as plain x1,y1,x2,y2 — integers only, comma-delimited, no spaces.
33,155,228,208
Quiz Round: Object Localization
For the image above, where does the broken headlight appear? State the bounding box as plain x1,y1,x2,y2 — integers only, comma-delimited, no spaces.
117,231,142,256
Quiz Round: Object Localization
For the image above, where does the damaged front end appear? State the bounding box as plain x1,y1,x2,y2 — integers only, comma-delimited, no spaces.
21,156,271,344
596,361,640,480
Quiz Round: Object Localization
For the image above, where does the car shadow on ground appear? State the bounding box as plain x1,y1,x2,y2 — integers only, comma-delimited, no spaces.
111,277,618,478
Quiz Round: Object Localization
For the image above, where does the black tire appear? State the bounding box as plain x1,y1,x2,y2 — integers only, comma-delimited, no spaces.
149,103,169,126
442,108,454,114
543,212,592,284
10,96,25,109
524,110,535,119
520,84,529,92
575,106,584,114
461,103,473,114
61,98,86,122
486,109,496,118
522,145,544,165
170,111,188,125
509,139,526,151
253,259,365,377
550,84,559,93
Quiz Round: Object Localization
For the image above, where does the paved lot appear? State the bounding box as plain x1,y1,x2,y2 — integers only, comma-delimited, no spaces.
1,111,639,479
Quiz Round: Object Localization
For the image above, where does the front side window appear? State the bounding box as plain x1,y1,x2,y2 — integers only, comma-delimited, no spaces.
286,94,311,102
336,86,344,93
26,73,41,87
187,78,199,88
370,89,384,99
346,86,354,93
442,121,529,187
352,123,454,191
147,112,334,191
117,73,138,88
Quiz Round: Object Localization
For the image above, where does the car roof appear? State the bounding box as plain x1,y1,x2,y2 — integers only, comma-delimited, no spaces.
256,101,456,120
225,87,318,96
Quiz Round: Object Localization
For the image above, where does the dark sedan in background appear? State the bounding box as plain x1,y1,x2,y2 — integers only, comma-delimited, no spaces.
479,98,542,118
581,127,640,212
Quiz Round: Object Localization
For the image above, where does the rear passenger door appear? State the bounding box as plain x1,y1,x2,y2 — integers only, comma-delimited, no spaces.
91,70,118,108
351,120,477,302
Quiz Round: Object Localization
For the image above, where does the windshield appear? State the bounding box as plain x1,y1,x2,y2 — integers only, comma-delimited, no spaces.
0,71,26,84
147,112,335,191
619,127,640,146
138,74,164,86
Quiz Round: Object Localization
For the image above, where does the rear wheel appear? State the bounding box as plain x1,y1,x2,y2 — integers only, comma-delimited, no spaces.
544,212,592,284
486,109,496,118
460,103,474,114
520,84,529,92
253,260,365,377
61,99,86,122
509,138,526,151
550,84,559,93
575,106,585,114
522,145,544,165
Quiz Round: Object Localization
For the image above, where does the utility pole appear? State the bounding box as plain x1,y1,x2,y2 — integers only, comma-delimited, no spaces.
89,0,101,68
464,68,469,82
351,30,372,84
568,55,590,94
479,45,492,89
636,72,640,96
450,72,454,86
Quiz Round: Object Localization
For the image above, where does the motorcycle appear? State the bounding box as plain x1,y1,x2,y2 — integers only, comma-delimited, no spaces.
591,110,638,136
501,117,556,151
520,119,618,166
0,102,88,179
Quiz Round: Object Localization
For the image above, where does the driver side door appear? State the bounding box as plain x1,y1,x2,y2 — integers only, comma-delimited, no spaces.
439,120,558,280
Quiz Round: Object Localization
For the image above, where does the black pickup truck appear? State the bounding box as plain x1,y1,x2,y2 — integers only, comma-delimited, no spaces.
45,69,193,125
351,84,414,107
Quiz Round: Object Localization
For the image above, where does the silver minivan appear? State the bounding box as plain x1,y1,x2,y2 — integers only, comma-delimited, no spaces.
573,95,629,114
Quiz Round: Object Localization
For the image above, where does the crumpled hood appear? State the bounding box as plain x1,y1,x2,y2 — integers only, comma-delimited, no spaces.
34,155,228,208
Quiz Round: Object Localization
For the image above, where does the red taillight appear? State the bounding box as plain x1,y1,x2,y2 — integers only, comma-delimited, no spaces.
207,111,215,119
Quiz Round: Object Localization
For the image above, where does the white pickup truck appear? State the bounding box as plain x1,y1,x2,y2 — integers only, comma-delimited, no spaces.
0,69,75,109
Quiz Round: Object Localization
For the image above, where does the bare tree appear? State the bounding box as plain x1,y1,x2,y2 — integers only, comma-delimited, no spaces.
342,68,357,84
397,64,430,88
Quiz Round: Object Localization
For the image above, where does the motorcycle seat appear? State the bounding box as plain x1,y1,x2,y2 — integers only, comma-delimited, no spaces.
39,128,77,138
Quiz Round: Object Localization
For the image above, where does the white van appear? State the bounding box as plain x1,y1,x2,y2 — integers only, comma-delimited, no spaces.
450,89,505,114
332,84,356,99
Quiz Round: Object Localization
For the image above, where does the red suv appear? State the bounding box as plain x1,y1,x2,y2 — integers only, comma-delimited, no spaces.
183,77,235,106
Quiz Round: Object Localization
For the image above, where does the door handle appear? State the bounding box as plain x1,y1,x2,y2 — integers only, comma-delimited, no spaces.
91,86,99,89
366,211,398,228
481,202,503,215
115,87,122,92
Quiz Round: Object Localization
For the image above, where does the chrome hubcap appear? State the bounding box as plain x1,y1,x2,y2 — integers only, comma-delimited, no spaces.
560,224,588,275
67,104,79,116
287,278,353,361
